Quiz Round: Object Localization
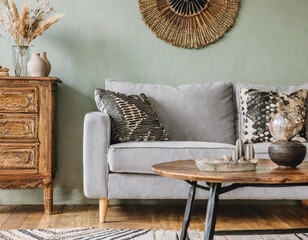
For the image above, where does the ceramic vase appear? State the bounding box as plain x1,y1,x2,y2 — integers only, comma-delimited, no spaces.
40,52,51,77
268,140,306,168
27,53,47,77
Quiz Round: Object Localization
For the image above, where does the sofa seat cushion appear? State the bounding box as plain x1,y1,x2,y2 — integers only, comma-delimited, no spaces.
253,142,308,162
108,141,234,174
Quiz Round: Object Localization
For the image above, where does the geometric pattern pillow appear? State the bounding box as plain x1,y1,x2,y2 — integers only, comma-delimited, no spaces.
240,88,308,143
94,88,168,143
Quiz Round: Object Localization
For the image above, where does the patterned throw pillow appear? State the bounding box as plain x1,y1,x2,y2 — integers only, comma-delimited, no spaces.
240,88,308,143
95,89,168,143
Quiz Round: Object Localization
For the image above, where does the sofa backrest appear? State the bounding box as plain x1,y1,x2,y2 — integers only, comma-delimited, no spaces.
105,79,236,144
236,83,308,139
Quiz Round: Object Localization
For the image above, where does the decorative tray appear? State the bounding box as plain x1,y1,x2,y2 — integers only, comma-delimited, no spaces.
195,158,258,172
195,139,258,172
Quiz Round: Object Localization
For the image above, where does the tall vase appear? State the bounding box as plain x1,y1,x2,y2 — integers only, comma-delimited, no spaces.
12,45,31,76
40,52,51,77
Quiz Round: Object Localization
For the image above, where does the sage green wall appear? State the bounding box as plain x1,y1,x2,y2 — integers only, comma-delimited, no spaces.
0,0,307,204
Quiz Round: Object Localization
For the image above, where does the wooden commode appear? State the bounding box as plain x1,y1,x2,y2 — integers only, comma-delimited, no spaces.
0,76,61,214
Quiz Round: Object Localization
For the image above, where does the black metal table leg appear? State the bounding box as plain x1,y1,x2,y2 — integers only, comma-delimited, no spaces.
204,183,221,240
180,181,197,240
181,180,308,238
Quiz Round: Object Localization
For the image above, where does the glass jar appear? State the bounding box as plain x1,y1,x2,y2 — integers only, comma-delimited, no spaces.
12,45,31,76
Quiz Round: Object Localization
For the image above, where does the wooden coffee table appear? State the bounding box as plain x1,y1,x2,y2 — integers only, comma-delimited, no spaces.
152,159,308,240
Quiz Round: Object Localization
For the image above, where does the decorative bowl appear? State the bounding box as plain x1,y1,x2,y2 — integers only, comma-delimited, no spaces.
268,140,306,168
195,158,258,172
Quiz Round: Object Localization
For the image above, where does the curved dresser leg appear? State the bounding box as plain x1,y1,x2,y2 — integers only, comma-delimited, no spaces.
44,184,53,215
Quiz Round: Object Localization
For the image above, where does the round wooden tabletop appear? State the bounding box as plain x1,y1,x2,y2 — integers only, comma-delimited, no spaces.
152,159,308,184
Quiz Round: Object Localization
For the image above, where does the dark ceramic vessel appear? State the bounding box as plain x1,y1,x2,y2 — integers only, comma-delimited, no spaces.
268,141,306,168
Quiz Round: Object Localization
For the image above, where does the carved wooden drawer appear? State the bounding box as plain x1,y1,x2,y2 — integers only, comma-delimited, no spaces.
0,87,38,113
0,114,38,139
0,143,39,169
0,77,60,215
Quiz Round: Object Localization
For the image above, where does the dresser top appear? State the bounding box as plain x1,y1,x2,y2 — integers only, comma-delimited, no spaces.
0,76,62,83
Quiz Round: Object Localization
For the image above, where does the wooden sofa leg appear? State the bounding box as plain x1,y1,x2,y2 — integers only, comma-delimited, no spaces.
302,200,308,206
99,198,109,223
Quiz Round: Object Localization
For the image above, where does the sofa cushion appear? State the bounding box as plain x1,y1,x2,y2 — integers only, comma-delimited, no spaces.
236,83,308,139
105,79,236,144
94,89,168,143
240,88,307,143
108,141,235,174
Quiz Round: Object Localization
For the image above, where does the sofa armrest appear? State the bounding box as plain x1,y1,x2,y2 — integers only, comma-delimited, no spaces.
83,111,111,199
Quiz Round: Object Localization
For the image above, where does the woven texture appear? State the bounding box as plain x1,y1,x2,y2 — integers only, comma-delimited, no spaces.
139,0,241,49
1,228,308,240
95,89,168,143
240,88,308,143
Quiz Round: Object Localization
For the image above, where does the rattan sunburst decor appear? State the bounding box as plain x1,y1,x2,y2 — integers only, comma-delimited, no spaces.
139,0,241,49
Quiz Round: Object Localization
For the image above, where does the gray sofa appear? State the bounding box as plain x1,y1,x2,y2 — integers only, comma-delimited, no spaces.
83,79,308,222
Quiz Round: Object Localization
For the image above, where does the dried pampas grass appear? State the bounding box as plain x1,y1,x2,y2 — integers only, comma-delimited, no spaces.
19,3,30,38
11,1,20,26
29,14,63,42
0,0,63,46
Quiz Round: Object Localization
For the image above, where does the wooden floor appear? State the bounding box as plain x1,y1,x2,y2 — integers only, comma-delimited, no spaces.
0,204,307,230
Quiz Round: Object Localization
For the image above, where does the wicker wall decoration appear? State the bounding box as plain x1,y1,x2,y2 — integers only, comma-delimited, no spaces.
139,0,241,49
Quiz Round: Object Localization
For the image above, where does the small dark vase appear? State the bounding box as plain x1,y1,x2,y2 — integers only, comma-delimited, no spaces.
268,140,306,168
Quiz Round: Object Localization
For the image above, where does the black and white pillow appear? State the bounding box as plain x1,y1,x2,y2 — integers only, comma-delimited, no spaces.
95,89,168,143
240,88,308,143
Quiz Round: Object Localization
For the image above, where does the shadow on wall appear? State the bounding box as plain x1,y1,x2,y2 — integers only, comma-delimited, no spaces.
47,31,137,192
44,31,134,192
54,83,94,189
